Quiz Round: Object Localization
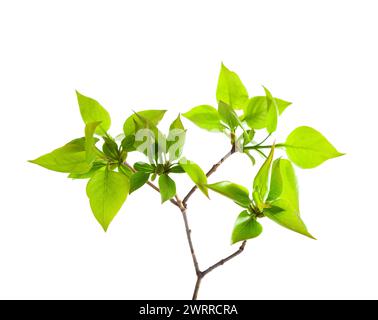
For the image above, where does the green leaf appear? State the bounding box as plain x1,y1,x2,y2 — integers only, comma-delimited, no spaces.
182,105,225,132
102,136,119,160
216,63,249,110
284,126,344,169
179,158,208,198
29,138,92,174
85,122,101,161
168,164,185,173
243,96,292,130
131,112,167,163
118,164,133,177
206,181,251,208
167,114,186,161
86,168,130,231
218,101,240,130
242,129,255,146
129,171,150,194
68,161,106,179
76,91,111,135
276,98,292,114
243,97,268,129
123,110,166,137
231,210,263,244
253,144,275,205
265,159,314,239
158,174,176,203
121,135,136,152
263,87,279,133
133,162,154,173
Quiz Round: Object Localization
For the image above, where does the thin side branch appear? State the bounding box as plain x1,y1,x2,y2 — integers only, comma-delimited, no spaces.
182,147,235,206
192,241,247,300
202,241,247,277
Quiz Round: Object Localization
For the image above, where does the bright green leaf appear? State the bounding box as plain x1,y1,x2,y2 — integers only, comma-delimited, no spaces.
265,159,315,239
182,105,225,132
231,210,263,244
158,174,176,203
68,161,106,179
86,168,129,231
206,181,251,208
129,171,150,194
167,114,186,161
284,126,344,169
276,98,292,114
123,110,166,137
218,101,240,130
216,63,249,110
243,97,268,129
76,91,111,135
179,158,208,198
85,121,101,162
29,138,91,174
132,112,167,163
253,144,275,204
263,87,279,133
243,96,292,130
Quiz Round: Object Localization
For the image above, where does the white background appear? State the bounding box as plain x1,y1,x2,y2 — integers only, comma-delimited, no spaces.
0,0,377,300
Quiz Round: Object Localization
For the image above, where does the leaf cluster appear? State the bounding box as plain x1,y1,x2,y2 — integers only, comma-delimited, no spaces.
30,64,343,243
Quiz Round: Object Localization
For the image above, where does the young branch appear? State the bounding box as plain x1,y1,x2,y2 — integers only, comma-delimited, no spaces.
191,241,247,300
201,241,247,277
175,195,201,276
182,146,236,206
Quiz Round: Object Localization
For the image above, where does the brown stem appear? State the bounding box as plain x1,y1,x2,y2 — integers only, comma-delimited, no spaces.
191,241,247,300
182,146,236,206
192,276,202,300
202,241,247,277
125,147,247,300
175,195,201,276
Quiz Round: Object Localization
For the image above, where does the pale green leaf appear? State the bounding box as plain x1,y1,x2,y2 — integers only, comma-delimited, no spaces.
263,86,278,133
76,91,111,135
182,105,225,132
68,161,106,179
179,158,208,197
243,96,292,130
86,168,130,231
85,121,101,162
284,126,344,168
158,174,176,203
265,159,315,239
253,144,275,204
29,138,91,174
216,63,249,110
167,114,186,161
231,210,263,244
123,110,166,136
207,181,251,208
218,101,240,130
